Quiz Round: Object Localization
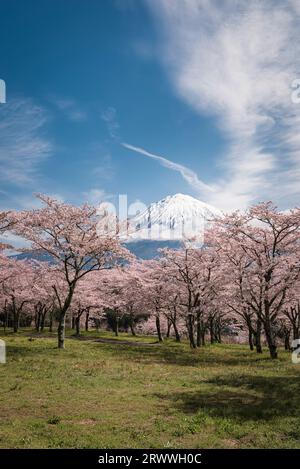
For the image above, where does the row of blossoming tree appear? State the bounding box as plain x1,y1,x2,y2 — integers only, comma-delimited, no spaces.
1,195,300,358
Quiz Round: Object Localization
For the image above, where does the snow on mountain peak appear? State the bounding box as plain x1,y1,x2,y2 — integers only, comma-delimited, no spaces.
126,193,220,241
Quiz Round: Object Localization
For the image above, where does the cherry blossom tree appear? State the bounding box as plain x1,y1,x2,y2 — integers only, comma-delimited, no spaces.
282,286,300,343
0,257,35,332
161,245,222,348
137,259,170,342
31,263,57,332
69,275,101,336
212,202,300,358
214,233,263,352
8,195,132,348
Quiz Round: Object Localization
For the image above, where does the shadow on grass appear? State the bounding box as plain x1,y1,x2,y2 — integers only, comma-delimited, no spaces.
154,374,300,421
5,343,59,359
4,331,291,371
90,340,272,368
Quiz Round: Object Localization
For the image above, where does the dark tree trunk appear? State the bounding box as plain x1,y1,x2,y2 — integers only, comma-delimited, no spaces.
156,314,163,342
216,323,222,343
293,325,299,341
196,317,201,347
166,319,171,338
248,329,254,351
129,321,136,336
40,312,46,332
57,284,75,349
209,320,214,344
187,314,196,349
201,329,206,346
49,311,53,332
255,319,263,354
264,322,278,359
75,316,81,337
4,301,8,334
85,311,89,332
13,318,18,333
115,317,119,337
12,308,19,333
35,311,41,332
172,321,181,342
284,333,291,351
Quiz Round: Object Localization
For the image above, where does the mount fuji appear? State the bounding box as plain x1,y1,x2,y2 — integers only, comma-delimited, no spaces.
125,193,220,259
12,194,220,261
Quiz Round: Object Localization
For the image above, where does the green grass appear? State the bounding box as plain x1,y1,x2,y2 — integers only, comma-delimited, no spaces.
1,329,300,449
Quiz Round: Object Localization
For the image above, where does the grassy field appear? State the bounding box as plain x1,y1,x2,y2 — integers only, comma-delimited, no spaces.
0,329,300,449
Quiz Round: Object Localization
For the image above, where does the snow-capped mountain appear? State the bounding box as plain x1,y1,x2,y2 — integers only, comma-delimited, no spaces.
126,193,220,242
13,194,221,261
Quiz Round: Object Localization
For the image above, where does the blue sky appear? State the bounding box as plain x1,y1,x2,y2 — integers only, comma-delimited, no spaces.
1,0,300,212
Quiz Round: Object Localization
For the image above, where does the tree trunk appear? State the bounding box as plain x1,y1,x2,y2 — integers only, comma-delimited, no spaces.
293,325,299,341
166,319,171,338
85,311,89,332
187,314,196,349
216,323,222,343
201,329,206,346
255,319,263,353
35,311,41,332
115,317,119,337
57,316,66,349
40,312,46,332
49,311,53,332
129,321,136,336
4,301,8,334
172,321,181,342
196,317,201,347
156,314,163,342
284,333,290,351
264,322,278,359
209,320,214,344
75,316,80,337
248,328,254,351
13,309,19,333
56,284,76,349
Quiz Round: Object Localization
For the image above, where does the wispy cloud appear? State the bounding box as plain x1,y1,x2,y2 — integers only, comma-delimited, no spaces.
0,98,52,185
52,97,87,122
122,142,214,193
82,188,112,205
0,192,65,212
101,106,120,140
146,0,300,210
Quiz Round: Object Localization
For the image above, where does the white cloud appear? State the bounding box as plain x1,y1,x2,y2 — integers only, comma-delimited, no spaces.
122,142,214,193
145,0,300,210
52,97,87,122
101,107,120,140
0,192,65,212
0,98,52,185
82,188,112,205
